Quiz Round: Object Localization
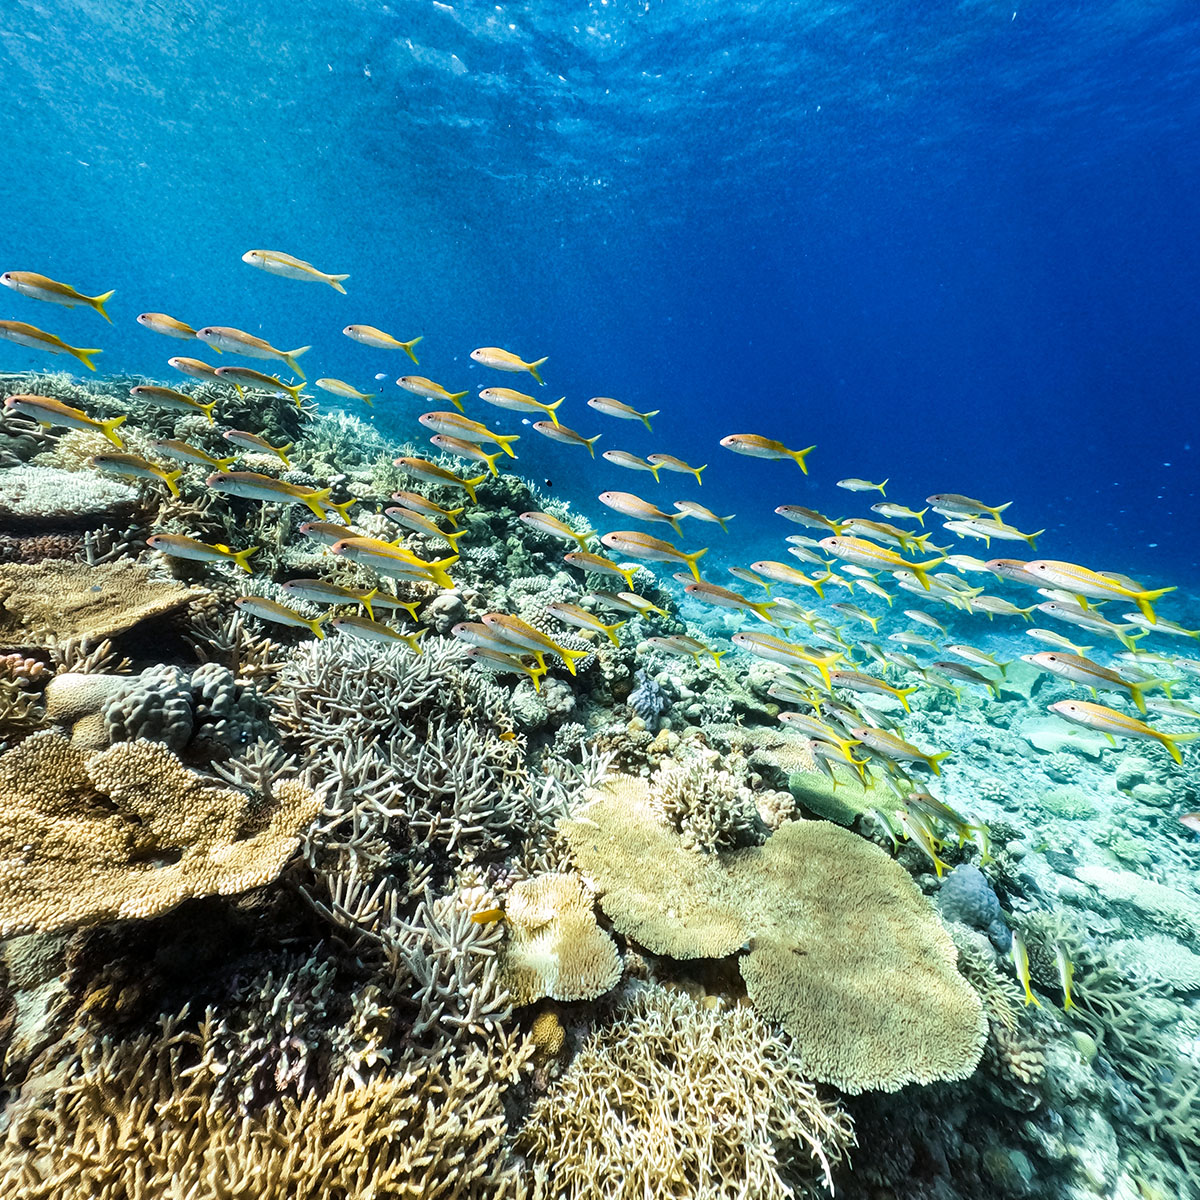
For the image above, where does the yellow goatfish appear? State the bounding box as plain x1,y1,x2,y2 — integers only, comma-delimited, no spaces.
775,505,843,533
602,450,661,480
545,601,626,646
646,453,706,485
673,501,734,532
317,377,376,406
1048,700,1198,765
3,393,125,446
398,375,469,411
332,537,458,589
872,502,926,525
1011,931,1040,1007
1024,559,1175,625
207,470,355,522
532,420,601,457
223,429,292,466
477,386,563,424
600,530,707,581
149,439,237,470
1055,943,1076,1011
463,645,546,691
145,533,258,573
332,617,427,654
168,355,222,383
241,250,349,292
851,726,952,774
927,493,1013,520
428,433,504,477
684,580,776,624
646,635,725,666
828,670,919,712
213,366,306,406
91,453,183,496
137,312,197,340
235,595,329,639
129,384,219,423
587,395,659,430
470,346,548,384
281,579,380,620
1,271,114,321
481,613,591,674
383,505,467,549
418,411,520,457
519,511,595,551
394,456,487,503
943,516,1045,549
391,490,465,527
731,631,842,689
598,490,683,535
820,536,944,590
343,325,422,363
563,551,638,592
750,560,830,598
196,326,311,378
0,320,100,371
1021,650,1164,714
837,477,888,495
719,433,815,473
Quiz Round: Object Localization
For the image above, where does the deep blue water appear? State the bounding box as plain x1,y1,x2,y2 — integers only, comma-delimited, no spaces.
4,0,1200,588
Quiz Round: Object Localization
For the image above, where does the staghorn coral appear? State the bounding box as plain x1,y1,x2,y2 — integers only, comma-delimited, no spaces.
561,775,986,1093
0,731,320,939
500,872,622,1006
518,984,854,1200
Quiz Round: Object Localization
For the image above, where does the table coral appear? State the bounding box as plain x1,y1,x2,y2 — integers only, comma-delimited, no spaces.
0,731,320,938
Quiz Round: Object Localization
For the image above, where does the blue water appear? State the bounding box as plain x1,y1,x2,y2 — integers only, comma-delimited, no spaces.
4,0,1200,585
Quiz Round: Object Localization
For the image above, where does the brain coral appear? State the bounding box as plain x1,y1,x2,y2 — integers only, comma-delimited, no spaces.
561,775,986,1093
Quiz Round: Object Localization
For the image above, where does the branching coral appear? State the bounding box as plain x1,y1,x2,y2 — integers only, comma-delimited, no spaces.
648,746,765,853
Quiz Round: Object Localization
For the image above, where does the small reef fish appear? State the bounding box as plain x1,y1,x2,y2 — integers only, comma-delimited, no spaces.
1011,931,1040,1007
944,553,991,573
684,580,777,624
532,420,601,457
331,616,426,653
931,661,1001,697
235,596,329,639
820,536,944,590
1,271,114,321
196,326,311,377
428,434,504,477
1024,626,1093,656
775,505,843,534
776,710,859,755
719,433,815,473
91,452,183,496
214,366,306,406
1022,559,1175,625
316,377,376,406
392,490,464,527
242,249,349,292
383,505,467,549
943,644,1008,674
470,346,548,384
394,456,488,503
984,558,1042,586
731,632,842,689
129,384,219,423
943,516,1044,549
398,376,472,412
137,312,197,340
587,396,659,430
3,393,126,446
168,356,222,383
545,601,626,646
477,387,563,425
1121,612,1200,639
673,501,734,532
599,490,683,535
281,579,380,619
837,477,888,495
927,493,1013,521
207,470,355,522
830,602,880,632
1022,650,1164,714
727,566,772,594
646,635,725,666
463,644,545,691
0,319,100,371
750,560,828,598
904,609,947,635
223,429,292,466
973,595,1036,621
1048,700,1198,765
419,411,520,456
563,551,638,591
646,453,706,485
149,439,237,470
482,613,590,674
519,511,595,550
1055,943,1076,1011
851,726,951,775
1036,601,1142,649
872,502,927,525
898,810,950,877
343,325,422,363
602,450,661,480
1144,698,1200,722
146,533,258,573
333,537,457,588
583,591,663,618
600,530,707,581
828,670,918,711
299,520,365,548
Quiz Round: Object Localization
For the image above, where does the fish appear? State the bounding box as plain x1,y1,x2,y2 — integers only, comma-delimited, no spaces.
145,533,257,573
3,393,126,446
903,609,947,635
646,635,725,666
731,632,843,689
0,320,100,371
837,477,888,495
470,346,548,383
587,395,659,430
776,710,860,755
828,670,918,711
383,505,467,549
719,433,815,473
519,511,595,550
944,553,992,573
984,558,1042,586
927,493,1013,521
1023,560,1175,625
280,578,380,619
855,578,895,605
223,429,292,466
214,366,306,406
428,434,504,477
196,326,311,377
673,501,734,532
599,490,684,535
1022,650,1164,714
872,502,927,525
727,566,772,593
602,450,661,480
343,325,422,363
1036,601,1144,650
930,661,1001,697
600,530,707,581
898,811,950,877
545,601,626,646
299,520,367,548
333,538,457,588
149,439,238,470
943,517,1045,549
973,595,1037,621
585,591,667,618
241,249,349,291
532,421,601,457
331,616,426,654
1048,699,1198,765
315,377,376,406
463,644,546,691
137,312,197,340
477,387,563,424
91,452,183,496
841,518,938,554
419,411,520,456
751,560,829,598
1,271,114,321
1144,698,1200,722
851,726,951,774
129,384,220,423
646,453,706,485
820,536,944,590
888,630,940,652
775,505,843,534
398,375,471,411
943,644,1009,674
235,596,330,639
451,620,527,658
391,490,465,527
394,457,488,503
1054,943,1076,1011
168,356,222,383
482,613,590,674
207,470,356,522
1120,612,1200,639
684,580,777,624
563,551,638,591
1011,931,1040,1007
829,602,880,632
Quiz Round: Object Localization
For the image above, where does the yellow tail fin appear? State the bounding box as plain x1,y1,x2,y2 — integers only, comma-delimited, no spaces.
646,463,662,482
448,390,469,413
100,414,127,448
618,566,638,592
328,274,350,293
359,587,378,621
896,685,918,712
159,467,184,497
600,619,626,646
281,380,306,406
1131,585,1176,625
529,356,548,385
495,433,520,459
710,648,727,667
478,448,502,478
681,546,708,582
641,409,659,431
790,444,817,474
691,463,707,486
875,479,888,495
228,545,259,574
1024,528,1046,549
1159,730,1200,765
420,554,459,590
444,505,466,527
304,488,332,519
308,612,331,640
401,336,423,365
323,496,357,524
90,289,116,323
199,399,219,424
462,473,488,504
572,528,597,551
283,346,312,379
544,396,565,426
72,346,102,372
584,434,602,458
750,600,778,625
909,557,947,590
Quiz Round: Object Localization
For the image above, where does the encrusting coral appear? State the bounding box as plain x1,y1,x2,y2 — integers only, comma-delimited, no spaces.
561,774,987,1093
0,730,321,938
